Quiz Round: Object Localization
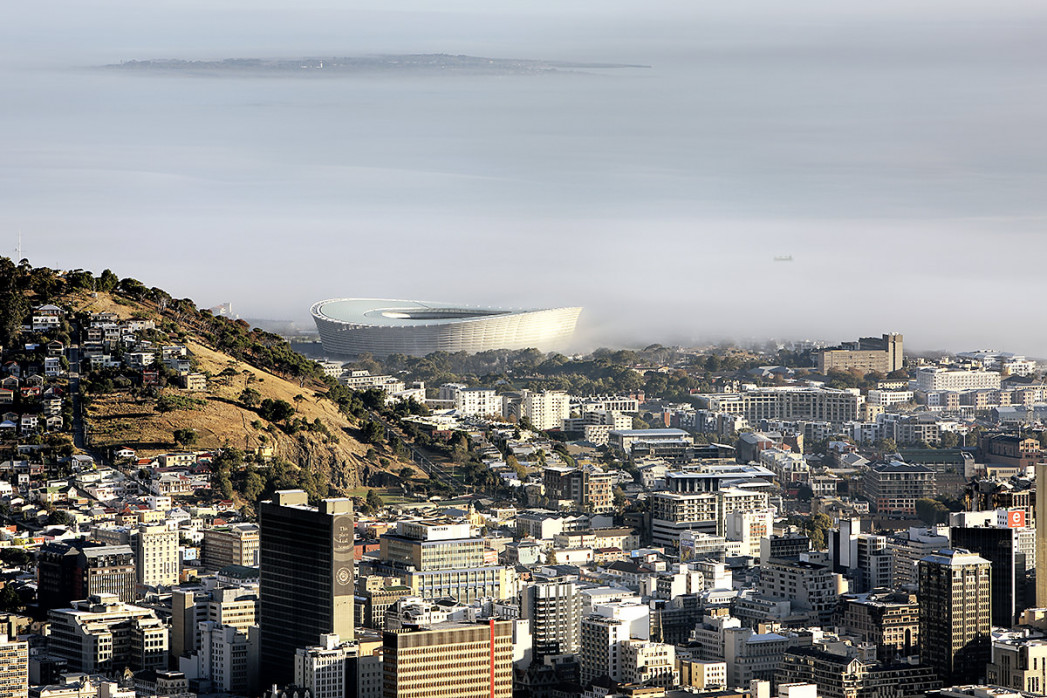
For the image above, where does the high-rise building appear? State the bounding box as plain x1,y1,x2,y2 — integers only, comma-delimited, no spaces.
778,646,941,698
1037,463,1047,608
951,525,1031,628
355,576,412,631
861,463,936,516
0,634,27,698
259,491,354,686
180,622,259,697
170,585,258,661
37,541,136,609
580,615,630,684
135,524,179,588
757,558,840,626
522,576,582,659
542,466,615,513
382,620,513,698
619,640,678,688
889,527,951,590
918,549,992,684
840,590,920,661
501,390,571,431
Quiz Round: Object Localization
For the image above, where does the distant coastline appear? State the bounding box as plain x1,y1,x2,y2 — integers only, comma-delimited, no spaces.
101,54,652,77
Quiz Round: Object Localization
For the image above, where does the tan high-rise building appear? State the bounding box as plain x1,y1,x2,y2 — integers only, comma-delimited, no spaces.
1038,463,1047,608
382,621,512,698
817,333,903,375
919,548,992,684
0,634,27,698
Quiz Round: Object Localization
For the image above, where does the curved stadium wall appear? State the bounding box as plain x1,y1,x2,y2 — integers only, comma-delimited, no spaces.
311,298,582,358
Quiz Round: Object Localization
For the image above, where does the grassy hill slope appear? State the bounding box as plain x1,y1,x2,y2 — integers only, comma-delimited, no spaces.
72,290,415,494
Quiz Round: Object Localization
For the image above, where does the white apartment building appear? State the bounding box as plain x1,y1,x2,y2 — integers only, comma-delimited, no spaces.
652,488,769,547
450,387,502,417
317,361,346,378
294,634,354,698
338,371,405,394
758,558,840,626
580,616,630,684
698,388,864,424
136,524,179,587
866,390,915,408
725,509,775,559
511,390,572,431
573,396,640,413
181,622,258,696
620,640,678,688
916,367,1001,392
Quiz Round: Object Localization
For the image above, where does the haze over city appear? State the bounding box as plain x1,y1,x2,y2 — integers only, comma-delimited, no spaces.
4,0,1047,351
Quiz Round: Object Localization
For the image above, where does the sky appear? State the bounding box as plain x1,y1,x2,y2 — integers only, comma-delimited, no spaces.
3,1,1047,354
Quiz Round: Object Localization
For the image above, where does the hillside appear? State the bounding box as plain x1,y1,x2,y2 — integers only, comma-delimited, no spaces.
66,287,419,495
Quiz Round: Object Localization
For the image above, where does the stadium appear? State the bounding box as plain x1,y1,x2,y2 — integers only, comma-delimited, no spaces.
310,298,582,358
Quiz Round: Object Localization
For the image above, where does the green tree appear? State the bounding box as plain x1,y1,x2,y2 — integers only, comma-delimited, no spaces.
360,420,385,445
0,257,29,347
258,398,295,423
875,438,898,455
47,510,73,526
173,428,198,448
0,549,30,567
365,488,384,512
916,498,951,526
799,513,833,550
239,387,261,408
0,584,21,612
242,470,265,502
98,268,119,291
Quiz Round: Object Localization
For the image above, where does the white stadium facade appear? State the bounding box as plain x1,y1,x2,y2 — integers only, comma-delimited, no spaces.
310,298,582,358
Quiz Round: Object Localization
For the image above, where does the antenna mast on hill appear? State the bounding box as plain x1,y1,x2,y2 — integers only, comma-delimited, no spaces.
16,230,22,262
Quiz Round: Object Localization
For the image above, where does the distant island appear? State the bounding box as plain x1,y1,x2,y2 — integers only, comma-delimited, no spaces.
102,53,651,76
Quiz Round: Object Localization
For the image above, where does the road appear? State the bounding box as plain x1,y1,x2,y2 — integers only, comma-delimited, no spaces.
367,410,462,490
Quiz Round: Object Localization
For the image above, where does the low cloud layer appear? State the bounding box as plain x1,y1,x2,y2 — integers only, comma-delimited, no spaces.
3,1,1047,353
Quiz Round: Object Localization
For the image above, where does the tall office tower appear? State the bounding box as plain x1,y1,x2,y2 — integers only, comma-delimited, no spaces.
259,490,354,686
952,525,1031,628
0,634,27,698
135,524,179,587
522,576,582,659
918,549,992,684
1038,463,1047,607
382,620,513,698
